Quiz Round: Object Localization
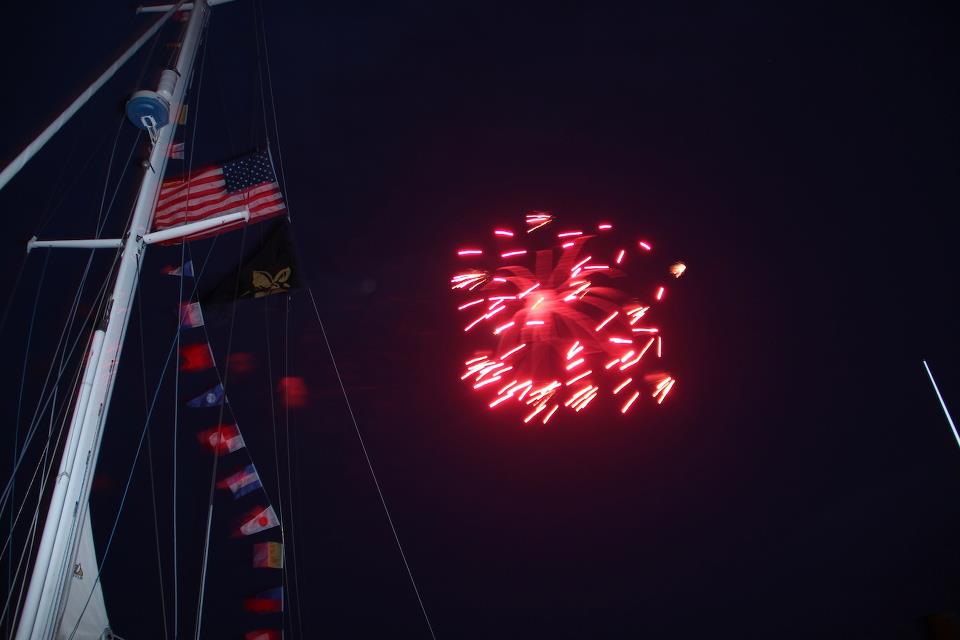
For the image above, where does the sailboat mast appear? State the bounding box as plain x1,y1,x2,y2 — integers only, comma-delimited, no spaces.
15,2,210,638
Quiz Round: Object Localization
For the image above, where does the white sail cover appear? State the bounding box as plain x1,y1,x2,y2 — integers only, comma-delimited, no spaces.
55,511,110,639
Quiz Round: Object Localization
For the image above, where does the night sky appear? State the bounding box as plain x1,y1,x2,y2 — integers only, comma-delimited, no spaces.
1,1,958,638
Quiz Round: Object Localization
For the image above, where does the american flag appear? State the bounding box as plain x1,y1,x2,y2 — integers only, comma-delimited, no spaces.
152,151,285,242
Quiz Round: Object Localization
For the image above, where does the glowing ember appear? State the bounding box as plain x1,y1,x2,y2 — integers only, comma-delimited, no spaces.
452,214,684,424
525,211,555,233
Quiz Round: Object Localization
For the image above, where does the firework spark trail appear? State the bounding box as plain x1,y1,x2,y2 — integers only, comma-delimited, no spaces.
451,213,685,424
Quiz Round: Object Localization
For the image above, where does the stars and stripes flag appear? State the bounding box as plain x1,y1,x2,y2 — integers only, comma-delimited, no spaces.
152,150,285,243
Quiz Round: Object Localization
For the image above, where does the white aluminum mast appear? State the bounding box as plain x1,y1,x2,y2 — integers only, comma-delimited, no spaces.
15,2,212,638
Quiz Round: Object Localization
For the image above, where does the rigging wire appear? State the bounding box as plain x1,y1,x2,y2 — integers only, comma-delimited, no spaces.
34,0,164,240
0,245,121,632
92,107,136,238
263,297,291,638
0,141,111,593
2,120,137,501
2,128,138,631
4,254,46,635
256,0,291,211
64,226,229,639
253,4,436,634
0,0,163,341
66,327,181,640
0,349,93,626
6,251,49,621
0,117,142,518
6,511,39,631
257,5,437,630
282,297,305,637
0,124,79,355
252,5,308,632
252,0,272,149
5,117,133,623
137,282,170,640
2,8,171,631
307,289,438,640
0,382,81,629
34,125,144,633
0,125,143,517
169,12,212,636
0,395,65,564
186,17,253,617
0,256,28,342
0,136,123,575
34,129,112,239
192,222,249,640
0,333,88,627
13,253,50,463
0,248,119,517
171,249,181,631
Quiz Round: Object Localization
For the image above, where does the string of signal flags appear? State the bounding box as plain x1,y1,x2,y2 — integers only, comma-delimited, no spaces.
166,216,305,640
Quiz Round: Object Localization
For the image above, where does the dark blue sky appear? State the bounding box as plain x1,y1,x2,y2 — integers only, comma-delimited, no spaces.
1,1,958,638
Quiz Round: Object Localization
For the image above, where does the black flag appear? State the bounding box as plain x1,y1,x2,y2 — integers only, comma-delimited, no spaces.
202,221,303,311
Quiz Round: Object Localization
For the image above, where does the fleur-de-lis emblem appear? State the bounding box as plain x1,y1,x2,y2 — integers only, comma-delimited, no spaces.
250,267,292,298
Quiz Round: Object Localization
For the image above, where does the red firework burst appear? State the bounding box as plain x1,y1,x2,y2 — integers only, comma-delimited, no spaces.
450,212,685,424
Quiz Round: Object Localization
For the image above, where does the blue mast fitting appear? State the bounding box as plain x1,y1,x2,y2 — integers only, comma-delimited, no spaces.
125,68,178,136
125,90,170,129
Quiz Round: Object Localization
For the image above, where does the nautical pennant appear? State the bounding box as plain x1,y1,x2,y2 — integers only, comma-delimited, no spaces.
197,424,245,454
217,464,262,499
202,221,302,306
253,542,283,569
179,301,204,328
179,343,213,372
237,506,280,536
186,383,225,408
244,587,283,614
162,260,194,277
